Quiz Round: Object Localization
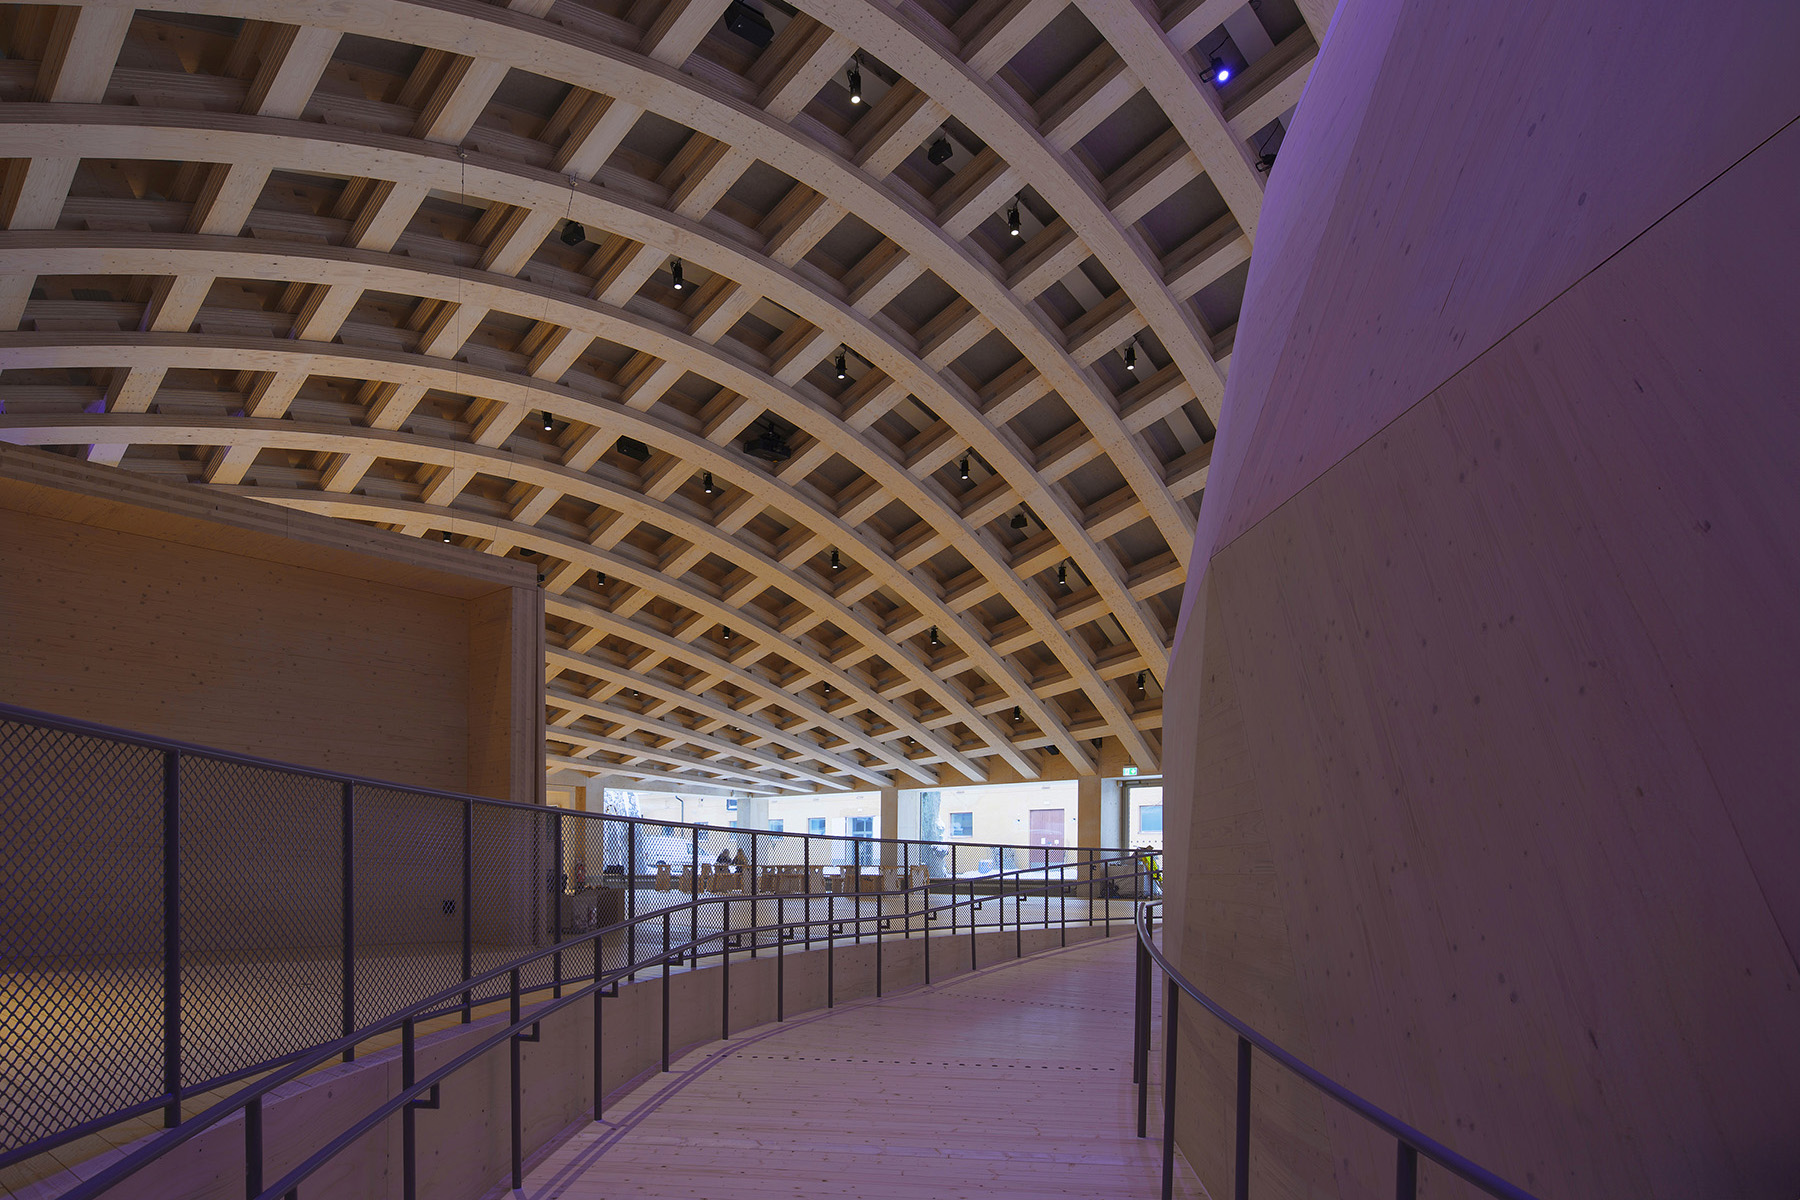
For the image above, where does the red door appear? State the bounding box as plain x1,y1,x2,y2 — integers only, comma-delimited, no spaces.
1029,808,1065,868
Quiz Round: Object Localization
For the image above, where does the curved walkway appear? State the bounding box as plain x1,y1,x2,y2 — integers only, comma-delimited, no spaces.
507,935,1203,1199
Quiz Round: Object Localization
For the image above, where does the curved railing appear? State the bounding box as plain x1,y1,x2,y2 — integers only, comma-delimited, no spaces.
0,700,1148,1169
57,847,1147,1200
1131,901,1542,1200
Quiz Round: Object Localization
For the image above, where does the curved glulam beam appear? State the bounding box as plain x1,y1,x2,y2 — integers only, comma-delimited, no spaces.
0,230,1148,767
22,0,1182,656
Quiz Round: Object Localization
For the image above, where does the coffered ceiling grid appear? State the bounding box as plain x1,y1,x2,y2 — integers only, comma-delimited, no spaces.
0,0,1324,791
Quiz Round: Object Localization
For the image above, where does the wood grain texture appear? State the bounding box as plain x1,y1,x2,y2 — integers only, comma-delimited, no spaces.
1164,2,1800,1197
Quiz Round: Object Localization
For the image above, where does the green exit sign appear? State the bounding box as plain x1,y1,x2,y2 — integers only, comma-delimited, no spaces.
1122,766,1139,776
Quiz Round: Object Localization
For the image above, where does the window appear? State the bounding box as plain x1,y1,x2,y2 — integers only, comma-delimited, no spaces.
849,816,874,836
1139,805,1163,832
807,817,826,835
949,811,973,837
768,819,784,832
726,796,737,811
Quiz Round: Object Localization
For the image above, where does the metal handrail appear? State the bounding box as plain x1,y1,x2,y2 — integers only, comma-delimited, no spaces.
58,848,1148,1200
1132,900,1542,1200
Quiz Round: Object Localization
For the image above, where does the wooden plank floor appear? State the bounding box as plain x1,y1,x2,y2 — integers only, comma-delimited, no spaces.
506,934,1206,1200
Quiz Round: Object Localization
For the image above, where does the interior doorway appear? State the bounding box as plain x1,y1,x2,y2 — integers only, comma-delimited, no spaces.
1029,808,1066,867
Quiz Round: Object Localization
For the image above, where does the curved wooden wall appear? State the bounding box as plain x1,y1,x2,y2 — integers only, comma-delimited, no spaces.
1163,0,1800,1196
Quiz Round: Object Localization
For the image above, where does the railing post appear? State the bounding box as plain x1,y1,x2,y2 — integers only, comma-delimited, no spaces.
509,968,522,1191
802,836,812,950
776,895,785,1022
245,1095,262,1200
1163,978,1179,1200
341,779,355,1062
875,890,883,999
461,796,473,1022
593,933,605,1121
1133,934,1147,1085
1395,1142,1418,1200
1235,1035,1252,1200
748,831,759,958
161,748,181,1129
721,900,731,1040
553,811,564,999
969,874,978,971
402,1017,417,1200
627,820,638,981
689,826,699,959
1137,940,1150,1138
826,907,835,1009
661,912,671,1072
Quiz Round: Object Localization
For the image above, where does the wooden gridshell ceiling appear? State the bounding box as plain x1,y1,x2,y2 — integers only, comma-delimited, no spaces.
0,0,1328,794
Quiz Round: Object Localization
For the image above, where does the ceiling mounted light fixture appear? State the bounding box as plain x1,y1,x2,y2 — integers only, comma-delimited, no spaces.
847,57,863,105
1137,670,1147,692
702,471,715,495
542,411,555,431
929,626,940,647
595,571,606,585
1013,705,1022,722
1010,511,1028,529
723,626,732,641
560,219,585,246
1057,562,1068,586
441,530,452,543
927,136,953,165
1007,198,1021,237
959,455,970,481
1124,342,1137,372
830,548,842,570
744,420,792,462
1203,34,1233,86
823,681,832,694
670,258,684,290
835,349,848,380
616,436,652,462
1253,124,1281,174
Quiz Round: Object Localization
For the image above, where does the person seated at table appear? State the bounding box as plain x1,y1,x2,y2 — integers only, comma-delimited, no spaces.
732,848,748,869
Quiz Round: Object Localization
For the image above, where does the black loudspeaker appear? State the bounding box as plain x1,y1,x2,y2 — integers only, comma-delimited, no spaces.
722,0,773,46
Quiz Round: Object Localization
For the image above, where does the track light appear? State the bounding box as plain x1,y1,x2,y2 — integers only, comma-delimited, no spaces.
442,530,452,543
823,681,832,694
929,626,940,647
671,258,684,290
927,136,953,165
723,626,732,641
560,219,585,246
542,411,555,431
1007,199,1021,237
1010,511,1028,529
1209,56,1231,85
959,455,970,482
847,59,862,105
835,349,848,380
830,548,842,570
703,471,715,495
1124,342,1136,372
1057,562,1067,586
595,571,606,585
1137,671,1147,692
1013,705,1022,722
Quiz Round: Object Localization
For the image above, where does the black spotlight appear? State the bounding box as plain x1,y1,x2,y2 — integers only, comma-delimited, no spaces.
823,681,832,694
929,626,940,647
744,421,792,461
847,61,862,105
723,626,732,641
927,136,953,165
1124,343,1136,372
671,258,684,291
595,570,606,585
703,471,715,495
1057,562,1067,587
830,548,842,570
1007,200,1020,237
1256,151,1276,173
1010,511,1028,529
722,0,773,46
959,455,970,481
441,530,452,543
560,219,585,246
542,411,554,431
834,349,848,380
1013,705,1022,722
1047,745,1060,756
519,548,537,557
1137,670,1147,692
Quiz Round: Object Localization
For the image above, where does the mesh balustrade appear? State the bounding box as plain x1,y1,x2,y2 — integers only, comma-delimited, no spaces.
0,703,1146,1168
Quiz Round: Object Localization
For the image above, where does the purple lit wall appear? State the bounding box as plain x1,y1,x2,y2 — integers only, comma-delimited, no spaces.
1161,0,1800,1196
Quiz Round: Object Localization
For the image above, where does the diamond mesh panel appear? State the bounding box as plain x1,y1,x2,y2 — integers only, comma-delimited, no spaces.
179,758,339,1085
353,786,465,1025
469,803,553,1004
0,721,164,1154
